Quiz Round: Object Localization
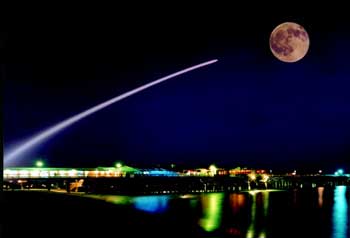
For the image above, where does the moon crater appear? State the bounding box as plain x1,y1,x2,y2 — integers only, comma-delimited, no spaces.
270,22,309,63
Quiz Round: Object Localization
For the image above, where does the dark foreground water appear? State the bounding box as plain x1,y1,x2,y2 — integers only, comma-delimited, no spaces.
3,186,350,238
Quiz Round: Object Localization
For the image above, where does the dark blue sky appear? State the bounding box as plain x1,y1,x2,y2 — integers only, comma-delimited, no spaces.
3,4,350,172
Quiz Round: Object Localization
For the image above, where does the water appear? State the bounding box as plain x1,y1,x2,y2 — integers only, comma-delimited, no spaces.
3,186,350,238
86,186,349,238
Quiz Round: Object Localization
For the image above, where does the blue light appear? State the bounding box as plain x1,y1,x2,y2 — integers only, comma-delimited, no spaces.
133,195,169,213
332,186,348,238
337,169,344,175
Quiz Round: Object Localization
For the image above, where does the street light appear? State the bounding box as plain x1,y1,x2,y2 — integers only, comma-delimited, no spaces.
35,160,44,168
249,173,256,181
34,160,45,179
209,164,217,176
115,162,122,168
335,169,344,176
262,174,269,183
248,173,256,190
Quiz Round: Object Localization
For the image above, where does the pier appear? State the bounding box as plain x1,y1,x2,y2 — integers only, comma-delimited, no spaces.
3,169,350,194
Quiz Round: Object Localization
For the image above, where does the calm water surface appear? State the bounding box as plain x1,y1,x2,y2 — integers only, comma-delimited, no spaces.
89,186,349,238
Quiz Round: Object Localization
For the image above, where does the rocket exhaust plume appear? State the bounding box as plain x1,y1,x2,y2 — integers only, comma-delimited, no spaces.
4,59,218,165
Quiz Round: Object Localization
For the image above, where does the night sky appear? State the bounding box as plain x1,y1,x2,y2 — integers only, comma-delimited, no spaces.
3,4,350,172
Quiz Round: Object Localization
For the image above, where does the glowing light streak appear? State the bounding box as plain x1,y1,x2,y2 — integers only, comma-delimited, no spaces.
4,59,218,165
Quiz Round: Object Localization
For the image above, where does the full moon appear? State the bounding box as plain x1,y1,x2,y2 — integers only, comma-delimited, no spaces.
270,22,310,63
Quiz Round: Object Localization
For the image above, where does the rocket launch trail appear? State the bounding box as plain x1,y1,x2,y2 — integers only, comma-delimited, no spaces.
4,59,218,166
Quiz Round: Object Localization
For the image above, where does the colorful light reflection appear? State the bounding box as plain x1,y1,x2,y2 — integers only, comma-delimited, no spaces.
199,193,224,232
318,187,324,208
133,195,169,213
332,186,348,238
246,191,269,238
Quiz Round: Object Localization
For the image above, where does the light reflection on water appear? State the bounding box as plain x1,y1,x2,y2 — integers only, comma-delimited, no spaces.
318,187,324,208
88,187,349,237
133,195,170,213
230,193,245,215
85,194,170,213
198,193,224,232
332,186,348,238
246,191,257,238
246,191,269,238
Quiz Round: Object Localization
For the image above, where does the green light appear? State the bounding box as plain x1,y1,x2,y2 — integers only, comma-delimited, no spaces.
263,191,270,217
246,192,257,238
35,160,44,167
338,169,344,175
199,193,224,232
115,163,122,168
